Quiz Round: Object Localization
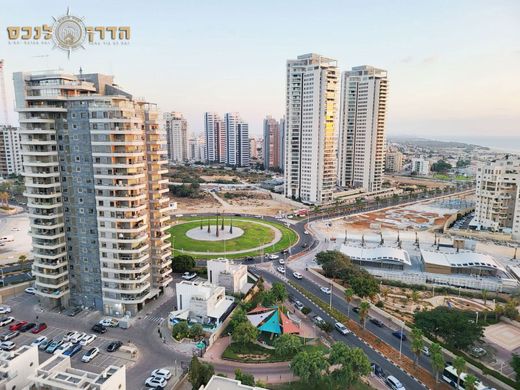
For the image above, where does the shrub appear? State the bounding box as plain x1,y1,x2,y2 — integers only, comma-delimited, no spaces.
301,307,311,315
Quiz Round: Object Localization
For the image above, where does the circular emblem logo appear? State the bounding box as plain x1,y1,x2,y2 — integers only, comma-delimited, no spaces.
52,14,86,53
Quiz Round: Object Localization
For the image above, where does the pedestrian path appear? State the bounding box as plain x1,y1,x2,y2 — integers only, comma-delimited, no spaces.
143,314,164,324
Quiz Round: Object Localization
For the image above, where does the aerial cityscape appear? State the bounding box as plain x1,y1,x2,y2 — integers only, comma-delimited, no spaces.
0,1,519,390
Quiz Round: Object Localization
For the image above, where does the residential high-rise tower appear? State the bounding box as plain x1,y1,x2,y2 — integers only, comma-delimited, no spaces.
164,112,188,163
263,116,283,171
0,125,23,177
204,112,225,164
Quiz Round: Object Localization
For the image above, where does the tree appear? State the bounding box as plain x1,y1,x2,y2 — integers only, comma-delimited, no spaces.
359,301,370,329
234,369,255,386
494,303,505,320
273,334,303,358
411,290,420,303
431,160,452,173
189,357,214,390
318,321,333,333
18,255,28,270
257,277,265,292
410,327,424,366
504,301,519,320
328,343,371,388
481,289,488,306
453,356,466,389
172,255,195,273
291,350,329,385
271,282,288,303
229,307,248,332
232,321,259,346
172,321,190,340
511,354,520,382
189,323,204,339
464,374,478,390
414,307,483,349
430,343,445,385
316,250,351,266
344,288,354,317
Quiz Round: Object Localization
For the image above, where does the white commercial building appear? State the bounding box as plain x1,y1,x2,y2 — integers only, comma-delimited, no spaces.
176,280,234,324
339,244,411,270
285,53,339,205
421,249,506,276
164,112,188,163
411,156,430,175
338,66,388,192
205,112,226,164
0,345,39,389
225,112,249,167
207,258,249,294
474,156,520,240
200,375,268,390
0,125,23,177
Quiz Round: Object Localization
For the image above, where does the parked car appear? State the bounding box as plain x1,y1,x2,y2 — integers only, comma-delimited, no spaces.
0,306,11,314
19,322,36,332
0,341,16,350
0,331,19,341
32,323,47,334
334,322,351,335
392,331,407,341
80,334,97,346
66,306,83,317
54,342,72,355
292,272,303,280
145,376,167,388
320,286,331,294
63,331,79,342
45,340,63,353
0,317,14,327
352,307,360,313
106,340,122,352
386,375,406,390
181,272,197,281
70,332,86,343
82,347,100,363
371,362,385,378
91,324,107,334
99,318,119,328
369,318,384,327
32,336,47,347
24,287,36,295
469,346,487,358
63,343,82,357
421,346,430,356
276,266,285,273
151,368,172,380
9,321,27,331
39,338,51,351
294,301,304,311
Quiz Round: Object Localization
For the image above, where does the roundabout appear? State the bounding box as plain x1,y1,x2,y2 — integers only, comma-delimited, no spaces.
169,216,298,259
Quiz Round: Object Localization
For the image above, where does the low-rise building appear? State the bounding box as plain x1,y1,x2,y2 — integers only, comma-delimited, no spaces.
339,245,411,270
411,156,430,175
200,375,268,390
176,280,234,325
0,345,39,389
385,149,403,173
207,258,249,294
421,249,506,276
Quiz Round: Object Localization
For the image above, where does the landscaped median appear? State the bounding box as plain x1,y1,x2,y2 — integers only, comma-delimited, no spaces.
287,280,451,390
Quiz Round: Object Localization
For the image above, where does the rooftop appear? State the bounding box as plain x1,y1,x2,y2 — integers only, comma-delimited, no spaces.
339,244,411,266
421,249,506,272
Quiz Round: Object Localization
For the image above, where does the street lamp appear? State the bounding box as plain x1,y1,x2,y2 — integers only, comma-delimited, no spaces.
399,321,404,359
329,281,333,309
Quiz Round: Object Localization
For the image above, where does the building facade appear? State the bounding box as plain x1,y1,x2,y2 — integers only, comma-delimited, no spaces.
385,148,403,173
164,112,188,163
411,156,430,175
337,66,388,192
225,112,249,167
263,115,283,171
14,71,172,315
188,136,205,162
0,125,23,177
204,112,225,164
207,258,248,294
285,53,339,205
474,156,520,240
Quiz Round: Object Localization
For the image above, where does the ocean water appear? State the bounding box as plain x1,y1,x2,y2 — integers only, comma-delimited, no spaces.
438,137,520,154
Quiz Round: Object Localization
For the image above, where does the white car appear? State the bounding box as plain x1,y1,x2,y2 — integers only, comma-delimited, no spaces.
278,259,285,265
54,342,72,355
0,306,11,315
181,272,197,280
151,368,172,380
335,322,351,335
313,316,325,325
277,266,285,273
32,336,47,346
0,317,14,327
145,376,167,388
81,347,100,362
292,272,303,280
421,346,430,356
0,341,15,350
24,287,36,295
386,375,405,390
99,318,119,328
63,331,79,342
304,231,310,235
320,286,332,294
80,334,97,346
269,254,280,260
70,332,86,343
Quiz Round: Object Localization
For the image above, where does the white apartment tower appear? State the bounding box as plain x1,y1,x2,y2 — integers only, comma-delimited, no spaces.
164,112,188,163
475,156,520,241
337,66,388,192
285,53,339,205
188,136,205,162
225,112,249,167
263,116,283,171
13,71,173,315
204,112,225,164
0,125,23,177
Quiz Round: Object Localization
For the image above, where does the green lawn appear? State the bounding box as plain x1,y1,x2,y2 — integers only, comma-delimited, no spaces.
170,217,298,259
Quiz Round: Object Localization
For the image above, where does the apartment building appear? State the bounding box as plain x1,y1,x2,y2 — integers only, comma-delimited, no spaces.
263,115,283,171
474,156,520,240
285,53,339,205
337,66,388,192
13,70,173,315
204,112,226,163
0,125,23,177
385,148,403,173
412,156,430,175
207,258,248,294
188,136,205,162
225,112,249,167
164,112,188,163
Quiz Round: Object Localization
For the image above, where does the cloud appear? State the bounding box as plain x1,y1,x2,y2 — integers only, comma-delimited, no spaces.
422,56,438,65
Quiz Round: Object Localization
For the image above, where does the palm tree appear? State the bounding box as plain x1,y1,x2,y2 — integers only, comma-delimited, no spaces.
464,374,478,390
18,255,28,270
481,289,488,306
410,327,424,366
494,303,505,320
359,301,370,329
453,356,466,390
430,343,445,386
411,290,420,303
344,288,354,317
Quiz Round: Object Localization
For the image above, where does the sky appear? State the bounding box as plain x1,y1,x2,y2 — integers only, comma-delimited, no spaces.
0,0,519,146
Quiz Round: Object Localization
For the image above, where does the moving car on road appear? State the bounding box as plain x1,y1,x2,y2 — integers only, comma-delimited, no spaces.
334,322,351,335
392,331,407,341
151,368,172,380
106,340,122,352
371,362,385,378
292,272,303,279
145,376,167,388
82,347,100,363
276,266,285,273
268,254,280,260
278,259,285,265
294,301,304,311
312,316,325,325
320,286,331,294
369,318,384,327
386,375,406,390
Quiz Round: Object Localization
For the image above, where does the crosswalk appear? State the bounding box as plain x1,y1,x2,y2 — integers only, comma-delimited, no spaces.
143,315,164,324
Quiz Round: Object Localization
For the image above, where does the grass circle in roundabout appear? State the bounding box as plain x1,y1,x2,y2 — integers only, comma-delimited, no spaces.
169,216,298,260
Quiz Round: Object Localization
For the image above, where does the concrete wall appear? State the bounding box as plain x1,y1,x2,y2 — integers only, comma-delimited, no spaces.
0,281,32,304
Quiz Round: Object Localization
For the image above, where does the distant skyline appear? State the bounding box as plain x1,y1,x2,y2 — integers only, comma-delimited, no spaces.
0,0,519,146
